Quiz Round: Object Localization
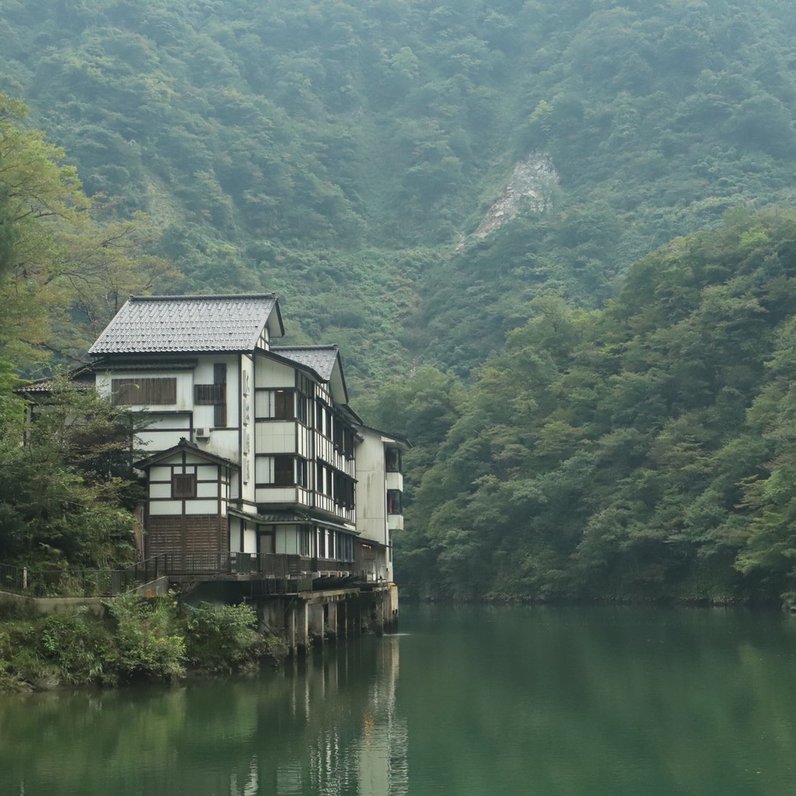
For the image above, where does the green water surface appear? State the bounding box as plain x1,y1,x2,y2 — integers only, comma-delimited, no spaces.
2,605,796,795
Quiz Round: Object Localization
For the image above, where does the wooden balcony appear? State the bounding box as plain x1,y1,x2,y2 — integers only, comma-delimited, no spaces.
159,551,362,592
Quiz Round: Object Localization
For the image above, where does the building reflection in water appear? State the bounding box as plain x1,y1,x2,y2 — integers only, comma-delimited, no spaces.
268,634,408,796
0,634,408,796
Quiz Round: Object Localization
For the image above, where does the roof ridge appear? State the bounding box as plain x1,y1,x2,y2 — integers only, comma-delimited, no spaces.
272,344,338,350
129,293,277,302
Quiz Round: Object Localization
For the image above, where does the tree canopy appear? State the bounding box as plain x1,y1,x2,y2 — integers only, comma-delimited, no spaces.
386,211,796,605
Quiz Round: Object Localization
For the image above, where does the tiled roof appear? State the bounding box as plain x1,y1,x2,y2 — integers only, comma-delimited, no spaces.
135,438,239,469
89,295,281,355
271,345,340,381
14,366,96,395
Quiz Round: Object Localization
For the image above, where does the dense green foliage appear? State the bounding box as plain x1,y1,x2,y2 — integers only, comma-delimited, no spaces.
370,212,796,604
3,1,796,607
0,381,142,569
0,598,281,691
4,1,796,383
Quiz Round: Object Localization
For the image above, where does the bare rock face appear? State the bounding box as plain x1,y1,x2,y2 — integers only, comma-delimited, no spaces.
463,154,559,248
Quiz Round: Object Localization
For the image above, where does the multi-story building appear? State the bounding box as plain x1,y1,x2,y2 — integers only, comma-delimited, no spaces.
83,293,407,588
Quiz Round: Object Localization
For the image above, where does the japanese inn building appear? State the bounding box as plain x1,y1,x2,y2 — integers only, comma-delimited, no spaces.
84,294,408,590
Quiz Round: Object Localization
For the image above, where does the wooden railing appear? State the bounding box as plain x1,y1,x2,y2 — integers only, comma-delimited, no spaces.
0,557,167,598
158,551,355,579
0,553,376,598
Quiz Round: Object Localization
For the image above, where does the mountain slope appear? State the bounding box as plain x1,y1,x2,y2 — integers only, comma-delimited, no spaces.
2,0,796,385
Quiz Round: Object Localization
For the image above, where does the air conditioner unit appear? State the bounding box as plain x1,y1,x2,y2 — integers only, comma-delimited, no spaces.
194,427,211,440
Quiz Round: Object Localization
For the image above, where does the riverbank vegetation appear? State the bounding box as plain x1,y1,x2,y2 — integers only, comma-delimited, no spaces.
3,1,796,613
0,597,285,692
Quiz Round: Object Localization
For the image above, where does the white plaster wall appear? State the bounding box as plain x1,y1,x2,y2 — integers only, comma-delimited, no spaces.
185,500,219,514
255,357,294,388
149,483,172,499
149,500,182,515
149,466,171,481
355,430,389,546
196,482,218,499
255,486,297,504
386,472,403,492
255,421,296,453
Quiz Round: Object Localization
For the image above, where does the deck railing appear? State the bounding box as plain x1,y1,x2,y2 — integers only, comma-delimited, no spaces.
0,557,167,598
158,551,355,579
0,552,372,598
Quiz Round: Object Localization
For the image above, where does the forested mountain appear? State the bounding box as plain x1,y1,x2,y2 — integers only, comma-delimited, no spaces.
366,211,796,603
3,0,796,603
3,0,796,382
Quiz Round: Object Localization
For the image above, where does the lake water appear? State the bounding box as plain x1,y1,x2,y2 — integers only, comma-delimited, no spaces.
3,604,796,795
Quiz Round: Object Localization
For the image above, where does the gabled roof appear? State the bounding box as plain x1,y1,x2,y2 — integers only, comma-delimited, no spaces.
134,437,239,470
355,423,412,449
271,345,339,381
270,344,349,405
89,294,284,356
14,366,96,396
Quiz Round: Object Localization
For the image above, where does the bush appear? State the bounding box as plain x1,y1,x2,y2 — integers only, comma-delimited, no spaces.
37,609,115,685
184,602,263,673
105,595,185,682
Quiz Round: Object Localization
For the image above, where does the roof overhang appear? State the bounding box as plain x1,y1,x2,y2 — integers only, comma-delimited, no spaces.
135,438,239,470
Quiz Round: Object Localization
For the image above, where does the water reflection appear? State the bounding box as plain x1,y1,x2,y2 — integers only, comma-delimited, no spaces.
0,635,407,796
4,607,796,795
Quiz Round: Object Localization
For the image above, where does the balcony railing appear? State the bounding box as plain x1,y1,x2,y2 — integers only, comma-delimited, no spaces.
0,552,380,598
0,557,167,598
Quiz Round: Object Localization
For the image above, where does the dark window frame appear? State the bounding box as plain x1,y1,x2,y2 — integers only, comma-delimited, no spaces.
386,447,402,473
172,473,197,499
112,377,177,406
387,489,402,515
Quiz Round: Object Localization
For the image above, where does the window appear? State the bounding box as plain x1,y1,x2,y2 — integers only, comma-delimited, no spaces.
328,530,336,560
274,390,294,419
255,455,305,487
333,472,355,509
255,390,295,420
387,489,402,515
344,428,355,459
300,526,312,557
274,454,295,486
295,458,308,487
112,377,176,406
194,384,225,404
194,364,227,427
333,417,343,451
172,473,196,499
386,447,402,473
339,534,354,563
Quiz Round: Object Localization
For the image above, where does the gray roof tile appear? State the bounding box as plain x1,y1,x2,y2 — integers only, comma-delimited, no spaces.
89,295,281,355
272,345,340,380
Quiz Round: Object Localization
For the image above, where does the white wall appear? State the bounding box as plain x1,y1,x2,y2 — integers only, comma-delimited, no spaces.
355,430,389,547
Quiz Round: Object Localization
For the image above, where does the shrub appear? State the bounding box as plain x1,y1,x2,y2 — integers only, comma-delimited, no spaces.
37,608,115,685
105,595,185,682
184,602,262,673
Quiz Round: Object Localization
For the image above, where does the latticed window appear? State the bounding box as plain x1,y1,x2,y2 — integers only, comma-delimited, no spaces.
112,377,176,405
172,473,196,499
194,384,225,404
